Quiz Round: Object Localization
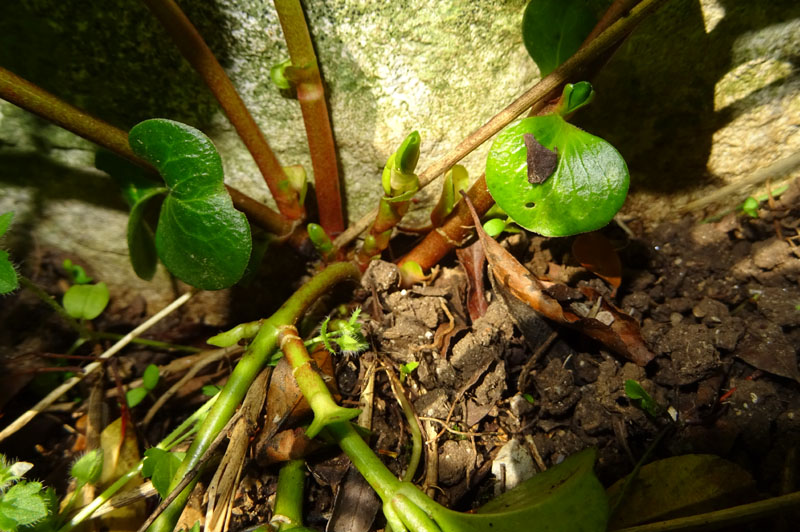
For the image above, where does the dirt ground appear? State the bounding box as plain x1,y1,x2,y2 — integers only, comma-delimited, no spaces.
1,179,799,531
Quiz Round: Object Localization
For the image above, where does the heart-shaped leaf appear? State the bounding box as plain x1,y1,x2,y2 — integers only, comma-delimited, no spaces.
486,114,629,236
62,283,109,320
0,212,18,294
522,0,598,76
128,119,252,290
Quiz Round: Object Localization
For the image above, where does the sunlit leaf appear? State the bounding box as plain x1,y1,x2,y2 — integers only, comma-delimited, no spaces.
486,114,629,236
142,364,160,391
125,387,148,408
142,448,184,499
129,119,252,290
0,481,49,530
70,449,104,485
522,0,598,76
62,283,109,320
0,212,18,295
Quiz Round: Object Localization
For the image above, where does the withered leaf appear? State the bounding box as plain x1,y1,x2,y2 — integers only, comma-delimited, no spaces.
460,191,654,366
456,239,489,321
524,133,558,184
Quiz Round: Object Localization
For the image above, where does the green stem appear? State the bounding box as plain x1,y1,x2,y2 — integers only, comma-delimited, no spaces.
279,326,360,438
148,262,359,532
273,459,307,530
325,421,402,502
275,0,344,235
141,0,304,221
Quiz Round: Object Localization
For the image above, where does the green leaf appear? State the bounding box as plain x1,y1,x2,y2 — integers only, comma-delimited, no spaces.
382,132,421,196
0,481,49,530
62,259,93,285
400,361,419,375
0,250,17,295
125,387,148,408
62,283,110,320
142,448,184,498
307,223,334,256
95,151,167,281
522,0,598,76
555,81,595,116
0,212,12,237
70,449,103,485
607,454,755,529
486,114,629,236
0,213,18,295
142,364,160,391
129,119,252,290
201,384,222,397
741,196,760,218
431,165,469,227
624,379,660,417
483,218,508,238
270,58,293,90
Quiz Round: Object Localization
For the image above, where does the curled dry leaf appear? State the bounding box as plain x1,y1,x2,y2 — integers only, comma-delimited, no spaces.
456,240,489,321
460,192,653,366
571,231,622,293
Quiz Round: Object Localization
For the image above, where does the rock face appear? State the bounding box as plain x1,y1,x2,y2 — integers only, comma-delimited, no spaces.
1,0,799,310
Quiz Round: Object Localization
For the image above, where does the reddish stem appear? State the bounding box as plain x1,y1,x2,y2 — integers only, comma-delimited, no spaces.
398,174,495,271
275,0,345,235
141,0,305,221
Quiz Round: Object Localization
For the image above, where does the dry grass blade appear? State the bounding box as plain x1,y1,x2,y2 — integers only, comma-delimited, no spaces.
460,192,654,366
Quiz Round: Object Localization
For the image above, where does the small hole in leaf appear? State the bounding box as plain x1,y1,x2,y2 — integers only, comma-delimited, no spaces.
525,202,536,209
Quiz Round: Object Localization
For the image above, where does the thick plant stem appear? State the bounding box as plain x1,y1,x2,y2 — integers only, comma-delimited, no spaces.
326,422,402,502
141,0,305,221
333,0,670,249
275,0,345,235
273,459,307,529
148,262,359,532
278,326,360,438
0,65,290,236
398,173,495,271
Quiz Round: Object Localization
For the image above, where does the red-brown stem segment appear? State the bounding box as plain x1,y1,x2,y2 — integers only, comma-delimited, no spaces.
0,65,289,236
398,174,495,271
275,0,345,235
141,0,305,220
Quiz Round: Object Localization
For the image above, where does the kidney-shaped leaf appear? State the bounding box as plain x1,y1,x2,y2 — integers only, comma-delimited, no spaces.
63,283,109,320
522,0,598,76
486,115,629,237
129,119,251,290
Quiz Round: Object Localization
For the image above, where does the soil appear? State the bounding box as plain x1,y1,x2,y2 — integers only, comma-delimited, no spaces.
1,179,800,531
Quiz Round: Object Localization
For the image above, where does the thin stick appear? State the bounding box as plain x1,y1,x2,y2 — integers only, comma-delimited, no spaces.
612,491,800,532
334,0,670,249
141,0,304,221
680,151,800,212
275,0,345,234
0,290,196,442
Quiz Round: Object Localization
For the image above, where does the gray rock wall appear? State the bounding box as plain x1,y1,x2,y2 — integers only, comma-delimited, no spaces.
1,0,798,313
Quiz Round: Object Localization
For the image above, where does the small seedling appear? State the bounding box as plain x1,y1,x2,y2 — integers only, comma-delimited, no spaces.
624,379,662,418
399,361,419,384
741,196,760,218
126,364,160,408
314,308,369,357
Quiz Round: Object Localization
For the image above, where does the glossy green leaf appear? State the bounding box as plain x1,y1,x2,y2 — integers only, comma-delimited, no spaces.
624,380,660,417
307,223,334,256
129,119,252,290
142,448,184,498
483,218,508,238
95,151,166,281
391,447,608,531
522,0,598,76
142,364,160,391
555,81,595,116
62,283,109,320
607,454,756,529
126,387,148,408
0,212,18,295
431,165,470,227
486,115,629,236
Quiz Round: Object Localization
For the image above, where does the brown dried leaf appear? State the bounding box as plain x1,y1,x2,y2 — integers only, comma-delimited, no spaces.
571,231,622,292
461,192,654,366
456,240,489,321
